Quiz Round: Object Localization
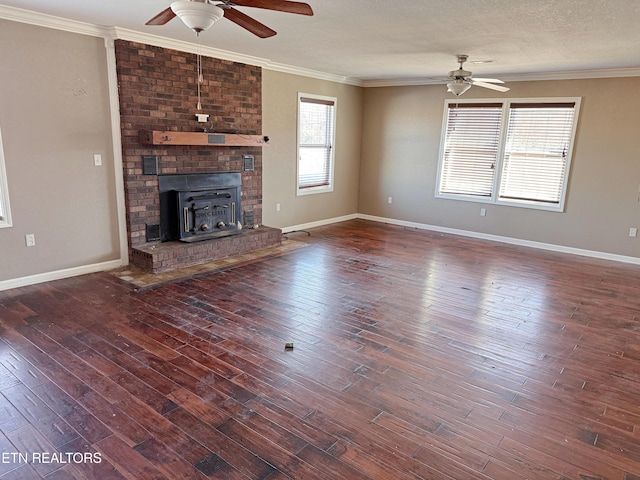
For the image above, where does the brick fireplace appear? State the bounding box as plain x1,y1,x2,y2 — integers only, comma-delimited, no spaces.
115,40,280,273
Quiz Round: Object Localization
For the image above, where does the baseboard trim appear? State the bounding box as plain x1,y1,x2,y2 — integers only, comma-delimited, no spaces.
285,212,640,265
357,214,640,265
0,259,124,292
3,212,639,292
281,214,359,234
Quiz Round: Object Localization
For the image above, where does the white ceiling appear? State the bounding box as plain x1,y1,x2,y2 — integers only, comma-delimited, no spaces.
2,0,640,86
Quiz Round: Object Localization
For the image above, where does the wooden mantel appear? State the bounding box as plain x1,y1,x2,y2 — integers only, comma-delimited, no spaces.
139,130,268,147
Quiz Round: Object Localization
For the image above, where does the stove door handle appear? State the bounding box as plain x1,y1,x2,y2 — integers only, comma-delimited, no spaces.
183,207,190,233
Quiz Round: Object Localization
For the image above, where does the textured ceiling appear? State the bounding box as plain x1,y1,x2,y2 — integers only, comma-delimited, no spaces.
2,0,640,84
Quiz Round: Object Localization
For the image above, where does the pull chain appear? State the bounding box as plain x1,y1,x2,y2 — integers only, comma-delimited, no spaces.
196,32,203,111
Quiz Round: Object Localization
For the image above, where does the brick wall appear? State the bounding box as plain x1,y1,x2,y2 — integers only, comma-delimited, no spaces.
115,39,263,253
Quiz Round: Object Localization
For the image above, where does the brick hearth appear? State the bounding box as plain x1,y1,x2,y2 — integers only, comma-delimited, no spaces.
131,226,282,273
115,39,280,272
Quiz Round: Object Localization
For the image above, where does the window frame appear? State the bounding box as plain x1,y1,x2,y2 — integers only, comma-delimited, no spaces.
435,97,581,212
0,126,12,229
296,93,337,196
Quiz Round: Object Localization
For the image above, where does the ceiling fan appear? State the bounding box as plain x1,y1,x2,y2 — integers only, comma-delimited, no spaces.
146,0,314,38
444,55,510,96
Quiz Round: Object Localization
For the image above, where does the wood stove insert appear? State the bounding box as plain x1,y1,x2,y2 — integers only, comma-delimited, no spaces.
158,172,242,243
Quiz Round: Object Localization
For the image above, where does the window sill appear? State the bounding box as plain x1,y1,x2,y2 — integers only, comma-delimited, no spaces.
297,185,334,196
436,193,565,212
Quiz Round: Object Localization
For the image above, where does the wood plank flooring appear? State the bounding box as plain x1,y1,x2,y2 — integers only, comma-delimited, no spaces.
1,219,640,479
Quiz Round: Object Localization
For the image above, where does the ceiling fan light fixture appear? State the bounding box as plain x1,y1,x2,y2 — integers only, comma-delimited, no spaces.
447,80,471,96
170,1,224,33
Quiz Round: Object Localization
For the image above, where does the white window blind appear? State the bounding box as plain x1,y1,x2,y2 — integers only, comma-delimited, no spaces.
298,95,335,192
499,103,576,204
440,103,502,197
437,98,580,211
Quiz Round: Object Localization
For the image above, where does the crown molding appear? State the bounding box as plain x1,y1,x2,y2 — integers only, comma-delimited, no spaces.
494,67,640,82
0,4,107,37
110,27,363,86
2,4,637,89
265,62,361,87
0,5,361,86
362,67,640,88
109,27,268,68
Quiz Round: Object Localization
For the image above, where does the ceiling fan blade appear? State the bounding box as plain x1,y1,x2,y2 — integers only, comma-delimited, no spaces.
223,7,277,38
472,81,510,92
146,7,176,26
472,77,505,84
229,0,313,15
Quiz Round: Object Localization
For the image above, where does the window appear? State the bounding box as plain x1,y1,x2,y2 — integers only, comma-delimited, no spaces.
436,98,580,211
438,103,502,198
297,93,336,195
0,127,11,228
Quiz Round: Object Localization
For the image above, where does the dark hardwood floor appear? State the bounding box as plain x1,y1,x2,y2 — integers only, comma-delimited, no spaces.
1,219,640,479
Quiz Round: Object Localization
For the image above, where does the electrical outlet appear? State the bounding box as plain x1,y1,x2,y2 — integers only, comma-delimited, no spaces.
25,234,36,247
93,154,102,166
480,208,487,217
629,227,637,238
